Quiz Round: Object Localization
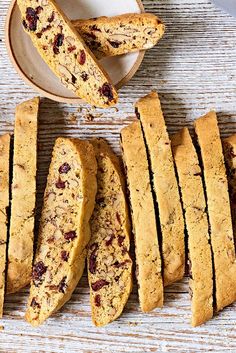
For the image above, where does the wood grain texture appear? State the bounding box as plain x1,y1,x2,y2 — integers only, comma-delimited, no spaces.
0,0,236,352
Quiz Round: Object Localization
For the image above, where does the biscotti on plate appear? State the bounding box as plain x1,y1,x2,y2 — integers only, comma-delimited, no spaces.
17,0,118,108
72,13,165,59
7,97,39,294
87,138,132,326
0,134,11,317
25,138,97,326
195,111,236,312
120,121,163,312
135,91,185,286
171,128,213,327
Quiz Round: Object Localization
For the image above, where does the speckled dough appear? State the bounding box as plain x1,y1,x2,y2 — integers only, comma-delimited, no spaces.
120,121,163,312
17,0,118,108
7,97,39,294
72,13,165,59
0,134,10,317
136,91,185,286
25,138,97,326
195,112,236,312
87,138,132,327
171,128,213,327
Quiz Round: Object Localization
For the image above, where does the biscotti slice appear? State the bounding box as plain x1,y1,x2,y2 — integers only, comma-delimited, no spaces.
25,138,97,326
0,134,11,317
87,138,132,327
195,112,236,312
72,13,165,59
135,91,185,286
7,97,39,294
17,0,118,108
120,121,163,312
171,128,213,327
223,134,236,242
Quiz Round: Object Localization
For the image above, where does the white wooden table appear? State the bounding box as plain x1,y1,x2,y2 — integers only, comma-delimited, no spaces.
1,0,236,352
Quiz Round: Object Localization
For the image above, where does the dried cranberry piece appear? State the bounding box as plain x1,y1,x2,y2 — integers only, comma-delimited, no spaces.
30,297,41,308
53,33,64,54
26,7,39,31
32,261,47,281
89,243,98,274
71,74,77,84
55,177,66,189
81,72,89,82
61,250,69,261
113,260,131,268
58,276,67,293
108,40,121,48
118,235,125,247
35,6,43,14
105,234,115,246
94,294,101,307
48,11,55,23
64,231,77,241
68,45,76,53
91,279,109,291
78,50,86,65
59,162,71,174
99,83,114,102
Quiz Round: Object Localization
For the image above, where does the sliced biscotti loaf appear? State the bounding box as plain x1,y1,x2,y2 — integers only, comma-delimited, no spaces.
135,91,185,286
17,0,118,108
87,138,132,327
0,134,11,317
195,112,236,312
25,138,97,326
120,121,163,312
7,97,39,294
171,128,213,327
72,13,165,59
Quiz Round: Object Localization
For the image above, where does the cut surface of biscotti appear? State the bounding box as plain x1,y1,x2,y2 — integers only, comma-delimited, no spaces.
87,138,132,327
171,128,213,327
72,13,165,59
0,134,11,317
25,138,97,326
195,111,236,312
223,134,236,243
136,91,185,286
17,0,118,108
120,121,163,312
7,97,39,294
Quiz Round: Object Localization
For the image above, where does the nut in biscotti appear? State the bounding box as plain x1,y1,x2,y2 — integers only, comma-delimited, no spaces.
17,0,118,108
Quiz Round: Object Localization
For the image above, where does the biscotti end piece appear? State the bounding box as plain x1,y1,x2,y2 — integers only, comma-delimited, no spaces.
136,91,185,286
17,0,118,108
0,134,11,317
72,13,165,59
25,138,97,326
7,97,39,294
195,112,236,312
121,121,163,312
88,138,132,326
171,128,213,327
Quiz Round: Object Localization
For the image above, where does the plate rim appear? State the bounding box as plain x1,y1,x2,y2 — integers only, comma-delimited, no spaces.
5,0,145,104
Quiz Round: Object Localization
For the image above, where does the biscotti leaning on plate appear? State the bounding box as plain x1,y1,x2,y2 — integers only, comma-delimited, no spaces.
87,138,132,327
25,138,97,326
17,0,118,108
72,13,165,59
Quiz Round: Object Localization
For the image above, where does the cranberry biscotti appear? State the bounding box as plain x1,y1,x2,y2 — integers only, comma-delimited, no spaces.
7,97,39,294
121,121,163,312
136,91,185,286
0,134,11,316
25,138,97,326
87,138,132,326
17,0,118,108
72,13,165,59
171,128,213,326
195,112,236,312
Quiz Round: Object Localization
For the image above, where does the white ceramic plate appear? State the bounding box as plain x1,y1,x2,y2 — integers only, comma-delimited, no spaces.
5,0,144,103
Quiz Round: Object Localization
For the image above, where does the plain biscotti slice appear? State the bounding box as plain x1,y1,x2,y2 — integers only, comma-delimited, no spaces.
195,112,236,312
171,128,213,327
136,91,185,286
25,138,97,326
7,97,39,294
87,138,132,327
0,134,11,317
72,13,165,59
120,121,163,312
17,0,118,108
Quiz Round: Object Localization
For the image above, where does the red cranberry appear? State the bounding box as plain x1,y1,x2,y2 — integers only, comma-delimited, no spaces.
30,297,41,308
78,50,86,65
48,11,55,23
99,83,114,102
61,251,69,261
64,231,77,241
32,261,47,281
58,276,67,293
26,7,39,32
94,294,101,307
89,243,98,274
105,234,115,246
55,177,66,189
58,162,71,174
68,45,76,53
35,6,43,14
91,279,109,291
53,33,64,54
118,235,125,247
